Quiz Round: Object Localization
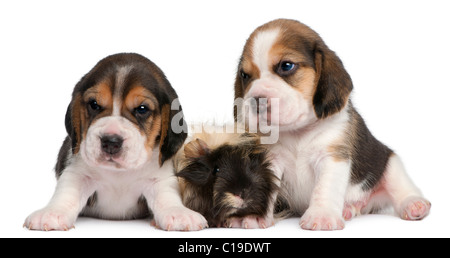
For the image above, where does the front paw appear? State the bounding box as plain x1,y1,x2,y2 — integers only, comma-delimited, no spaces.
225,215,274,229
300,207,345,231
24,208,77,231
153,206,208,231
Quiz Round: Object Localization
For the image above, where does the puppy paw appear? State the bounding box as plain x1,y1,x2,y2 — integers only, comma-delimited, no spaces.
24,208,77,231
342,206,354,221
153,206,208,231
399,196,431,221
300,207,345,231
342,201,365,221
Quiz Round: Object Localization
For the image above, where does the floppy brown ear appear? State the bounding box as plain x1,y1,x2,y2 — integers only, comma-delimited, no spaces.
313,45,353,119
64,94,84,154
159,102,188,166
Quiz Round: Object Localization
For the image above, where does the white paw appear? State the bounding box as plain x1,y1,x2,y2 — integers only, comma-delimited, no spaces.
24,207,77,231
300,207,345,231
399,196,431,221
342,201,366,221
226,215,274,229
153,206,208,231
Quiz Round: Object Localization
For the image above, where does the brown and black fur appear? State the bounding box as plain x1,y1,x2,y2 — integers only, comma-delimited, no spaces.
337,103,393,191
176,133,278,227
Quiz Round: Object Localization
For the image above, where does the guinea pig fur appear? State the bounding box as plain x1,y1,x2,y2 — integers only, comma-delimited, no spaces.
176,132,279,227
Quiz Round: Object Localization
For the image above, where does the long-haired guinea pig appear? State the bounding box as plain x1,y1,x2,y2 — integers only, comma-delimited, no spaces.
175,131,278,227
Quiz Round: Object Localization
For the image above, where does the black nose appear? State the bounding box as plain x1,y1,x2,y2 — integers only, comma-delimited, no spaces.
101,135,123,155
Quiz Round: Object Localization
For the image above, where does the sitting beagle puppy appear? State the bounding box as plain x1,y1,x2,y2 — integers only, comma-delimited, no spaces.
24,53,207,231
234,19,431,230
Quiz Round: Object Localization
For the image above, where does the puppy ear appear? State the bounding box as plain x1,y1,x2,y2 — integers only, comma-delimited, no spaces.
313,45,353,119
184,138,210,159
159,101,188,166
64,94,83,154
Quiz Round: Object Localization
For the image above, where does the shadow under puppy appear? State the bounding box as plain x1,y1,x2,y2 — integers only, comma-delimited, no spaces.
175,130,279,228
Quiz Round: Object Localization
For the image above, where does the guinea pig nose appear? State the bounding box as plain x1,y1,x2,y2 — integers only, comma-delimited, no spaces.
237,189,247,199
101,134,123,155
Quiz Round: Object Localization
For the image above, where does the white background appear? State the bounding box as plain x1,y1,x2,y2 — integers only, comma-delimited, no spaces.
1,0,449,238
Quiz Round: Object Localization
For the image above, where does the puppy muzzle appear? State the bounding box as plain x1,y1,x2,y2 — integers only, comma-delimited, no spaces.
81,116,150,170
101,134,124,156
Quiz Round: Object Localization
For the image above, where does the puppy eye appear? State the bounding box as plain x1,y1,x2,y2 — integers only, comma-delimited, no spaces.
277,61,297,75
212,166,220,175
134,105,150,115
88,100,102,111
240,71,250,80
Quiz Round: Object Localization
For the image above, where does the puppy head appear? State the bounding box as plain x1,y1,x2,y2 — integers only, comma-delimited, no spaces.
65,53,187,171
234,19,353,130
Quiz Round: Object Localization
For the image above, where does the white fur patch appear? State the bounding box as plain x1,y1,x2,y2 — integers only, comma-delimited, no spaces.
80,116,149,171
112,66,132,116
252,29,280,74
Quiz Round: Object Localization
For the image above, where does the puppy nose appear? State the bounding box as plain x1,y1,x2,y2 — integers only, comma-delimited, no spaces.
101,134,123,155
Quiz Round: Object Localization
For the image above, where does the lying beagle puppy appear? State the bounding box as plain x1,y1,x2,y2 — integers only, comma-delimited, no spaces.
234,19,431,230
24,53,207,231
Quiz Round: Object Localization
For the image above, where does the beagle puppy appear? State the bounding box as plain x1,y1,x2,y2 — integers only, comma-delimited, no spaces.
234,19,431,230
24,53,207,231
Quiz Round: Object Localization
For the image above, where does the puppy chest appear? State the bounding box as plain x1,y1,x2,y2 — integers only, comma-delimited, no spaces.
272,144,316,206
82,178,152,219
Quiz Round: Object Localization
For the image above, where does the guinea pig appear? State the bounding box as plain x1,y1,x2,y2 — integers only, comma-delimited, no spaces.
175,130,279,228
